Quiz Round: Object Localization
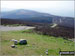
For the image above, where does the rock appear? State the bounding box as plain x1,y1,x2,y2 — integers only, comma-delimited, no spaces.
14,40,18,45
19,39,27,45
11,45,15,48
11,39,18,45
45,49,48,55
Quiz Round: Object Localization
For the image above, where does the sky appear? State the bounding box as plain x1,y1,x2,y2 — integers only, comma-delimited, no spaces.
1,1,74,17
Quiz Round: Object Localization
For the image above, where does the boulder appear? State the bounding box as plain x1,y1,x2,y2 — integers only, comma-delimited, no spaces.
19,39,27,45
11,39,18,45
14,40,18,45
11,45,15,48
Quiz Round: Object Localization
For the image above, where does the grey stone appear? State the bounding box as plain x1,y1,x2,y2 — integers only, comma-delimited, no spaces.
14,40,18,45
11,45,15,48
19,39,27,45
45,49,48,55
11,39,18,45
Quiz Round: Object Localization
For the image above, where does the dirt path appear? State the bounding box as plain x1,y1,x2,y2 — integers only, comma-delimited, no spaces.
0,26,35,31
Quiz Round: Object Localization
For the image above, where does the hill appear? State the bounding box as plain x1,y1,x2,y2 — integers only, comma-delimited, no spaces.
1,9,74,28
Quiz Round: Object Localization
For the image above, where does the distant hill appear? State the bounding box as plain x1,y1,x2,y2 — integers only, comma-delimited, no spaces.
1,9,74,28
52,16,74,28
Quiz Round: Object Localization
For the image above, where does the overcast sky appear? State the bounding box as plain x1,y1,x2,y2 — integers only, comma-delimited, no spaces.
1,1,74,17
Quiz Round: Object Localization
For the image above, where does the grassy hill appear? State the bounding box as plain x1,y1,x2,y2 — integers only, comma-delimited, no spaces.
0,30,74,56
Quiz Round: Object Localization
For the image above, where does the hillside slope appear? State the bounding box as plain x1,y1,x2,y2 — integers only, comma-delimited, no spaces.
1,9,74,28
1,30,74,55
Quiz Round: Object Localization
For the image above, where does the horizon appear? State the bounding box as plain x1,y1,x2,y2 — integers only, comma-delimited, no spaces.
1,1,74,17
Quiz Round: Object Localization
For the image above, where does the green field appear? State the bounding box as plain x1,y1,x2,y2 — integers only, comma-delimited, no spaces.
0,30,75,56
